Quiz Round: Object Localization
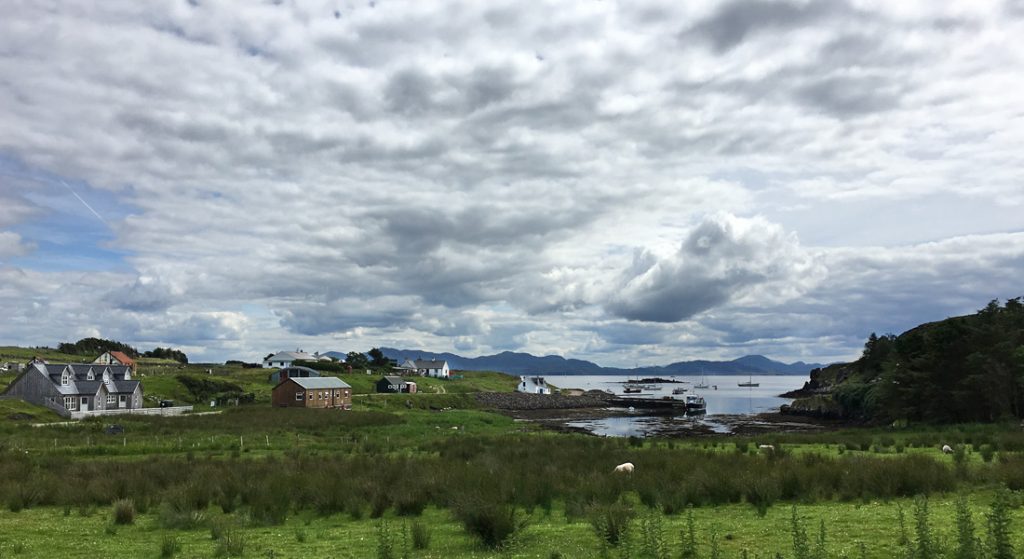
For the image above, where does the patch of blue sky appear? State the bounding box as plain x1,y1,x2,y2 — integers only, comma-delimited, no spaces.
1,155,138,273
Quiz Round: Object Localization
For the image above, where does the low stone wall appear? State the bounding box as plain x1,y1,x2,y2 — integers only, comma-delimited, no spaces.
70,405,194,420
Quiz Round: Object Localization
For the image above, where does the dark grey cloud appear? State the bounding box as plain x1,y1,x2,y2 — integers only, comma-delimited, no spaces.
686,0,852,52
794,74,903,116
104,277,175,312
278,298,417,336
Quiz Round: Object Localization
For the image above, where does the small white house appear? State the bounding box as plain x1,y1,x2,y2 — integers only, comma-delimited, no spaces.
415,359,450,379
517,376,549,394
263,350,322,369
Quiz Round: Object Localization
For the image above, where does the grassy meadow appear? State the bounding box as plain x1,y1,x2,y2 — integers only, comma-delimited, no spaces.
1,350,1023,557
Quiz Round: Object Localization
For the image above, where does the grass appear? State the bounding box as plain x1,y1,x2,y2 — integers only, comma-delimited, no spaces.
0,497,1020,558
1,344,1022,557
134,363,518,408
0,399,62,423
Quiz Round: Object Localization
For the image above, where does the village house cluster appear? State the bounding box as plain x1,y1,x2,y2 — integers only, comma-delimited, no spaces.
1,351,142,418
3,347,551,418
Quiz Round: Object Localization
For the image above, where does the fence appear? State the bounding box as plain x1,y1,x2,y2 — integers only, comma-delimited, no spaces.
69,405,194,420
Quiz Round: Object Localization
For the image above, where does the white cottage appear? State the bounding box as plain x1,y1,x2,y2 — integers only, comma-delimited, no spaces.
414,359,450,379
517,376,550,394
263,350,322,369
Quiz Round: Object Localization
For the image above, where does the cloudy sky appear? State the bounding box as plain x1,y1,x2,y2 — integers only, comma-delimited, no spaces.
1,0,1022,366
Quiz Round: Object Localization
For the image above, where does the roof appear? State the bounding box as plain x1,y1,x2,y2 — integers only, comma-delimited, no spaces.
279,366,320,375
284,377,351,389
38,363,132,383
265,351,319,363
108,351,135,365
414,359,448,369
521,376,547,386
381,375,406,385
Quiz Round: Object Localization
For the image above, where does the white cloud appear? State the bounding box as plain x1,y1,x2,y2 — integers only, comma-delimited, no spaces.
607,213,825,322
0,1,1021,365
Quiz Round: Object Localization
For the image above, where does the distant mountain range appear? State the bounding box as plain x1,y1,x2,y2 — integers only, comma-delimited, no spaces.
360,348,820,376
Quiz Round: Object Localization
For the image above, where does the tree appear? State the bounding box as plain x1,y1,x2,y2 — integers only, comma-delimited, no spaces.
346,351,369,369
368,347,391,367
58,337,139,358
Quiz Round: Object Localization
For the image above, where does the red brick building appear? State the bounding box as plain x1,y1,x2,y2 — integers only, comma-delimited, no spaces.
272,377,352,409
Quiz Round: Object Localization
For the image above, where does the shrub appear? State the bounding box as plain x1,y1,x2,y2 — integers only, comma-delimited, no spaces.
453,498,528,549
986,487,1014,559
160,535,180,558
588,498,635,547
214,529,245,558
157,500,206,530
376,519,394,559
638,510,669,559
111,499,135,525
746,475,780,517
790,506,810,559
913,496,936,559
679,506,698,559
978,444,995,463
411,520,431,550
954,494,978,559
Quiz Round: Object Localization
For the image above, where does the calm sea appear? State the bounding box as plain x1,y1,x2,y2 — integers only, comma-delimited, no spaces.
543,374,808,437
545,374,806,415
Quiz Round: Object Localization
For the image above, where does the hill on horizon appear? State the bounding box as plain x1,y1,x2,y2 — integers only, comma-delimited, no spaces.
366,347,820,376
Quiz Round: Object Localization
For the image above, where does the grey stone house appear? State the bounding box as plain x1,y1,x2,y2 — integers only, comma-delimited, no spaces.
1,362,142,417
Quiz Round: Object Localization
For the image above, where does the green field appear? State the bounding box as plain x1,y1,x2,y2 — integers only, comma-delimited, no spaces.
1,351,1022,557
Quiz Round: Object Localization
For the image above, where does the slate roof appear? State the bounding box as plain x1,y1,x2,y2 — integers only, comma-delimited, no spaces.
35,362,139,397
286,377,350,389
266,351,318,363
40,363,131,382
109,380,140,394
414,359,448,369
382,375,406,385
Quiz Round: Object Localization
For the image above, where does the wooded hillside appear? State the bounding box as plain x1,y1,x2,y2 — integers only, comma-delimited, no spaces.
789,298,1024,423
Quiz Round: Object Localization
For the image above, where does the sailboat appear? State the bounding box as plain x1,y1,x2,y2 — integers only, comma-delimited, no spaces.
737,374,759,388
694,369,709,390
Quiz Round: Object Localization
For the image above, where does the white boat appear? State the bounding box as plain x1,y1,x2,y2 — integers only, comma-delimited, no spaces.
694,368,709,389
672,387,687,395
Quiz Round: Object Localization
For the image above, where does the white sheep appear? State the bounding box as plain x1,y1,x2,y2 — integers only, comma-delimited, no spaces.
613,462,634,474
941,444,953,454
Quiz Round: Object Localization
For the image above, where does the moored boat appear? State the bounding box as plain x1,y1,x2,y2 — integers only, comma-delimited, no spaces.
737,374,759,388
684,394,706,413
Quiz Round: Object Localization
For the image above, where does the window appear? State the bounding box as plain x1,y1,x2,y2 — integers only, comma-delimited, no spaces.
308,393,313,400
61,371,70,386
64,396,76,410
295,391,304,401
86,370,94,380
106,394,115,405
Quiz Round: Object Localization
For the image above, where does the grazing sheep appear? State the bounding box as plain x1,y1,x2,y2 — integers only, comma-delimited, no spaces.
613,462,635,474
942,444,953,454
758,444,775,453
